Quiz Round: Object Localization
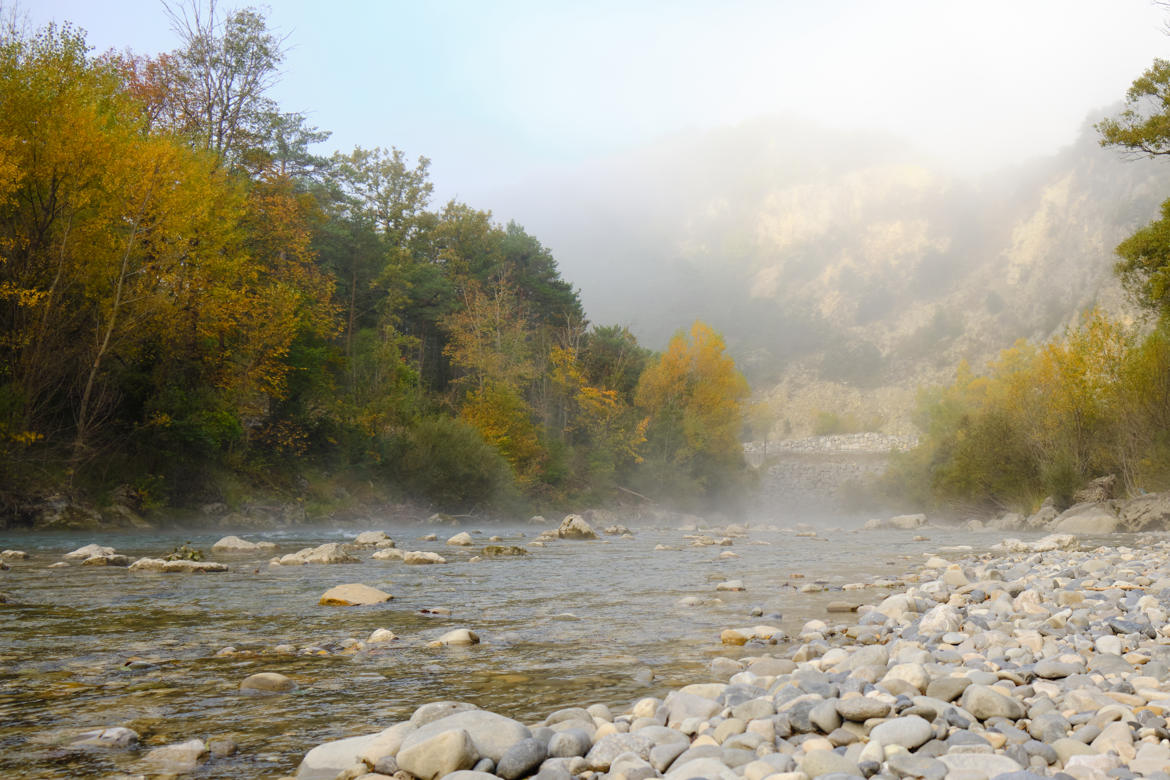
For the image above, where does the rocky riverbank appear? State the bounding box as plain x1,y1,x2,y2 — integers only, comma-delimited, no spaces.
268,531,1170,780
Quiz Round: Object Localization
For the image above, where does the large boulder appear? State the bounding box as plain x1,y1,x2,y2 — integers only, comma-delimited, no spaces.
1074,474,1118,503
64,543,115,560
1051,501,1120,534
135,739,207,775
1119,493,1170,532
296,734,380,780
240,672,297,694
887,513,925,529
319,583,393,606
353,530,394,547
398,710,530,763
557,515,597,540
35,497,104,530
1026,496,1060,528
397,728,479,780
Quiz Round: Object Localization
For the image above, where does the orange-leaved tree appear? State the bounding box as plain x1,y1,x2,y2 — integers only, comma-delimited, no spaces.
634,320,749,500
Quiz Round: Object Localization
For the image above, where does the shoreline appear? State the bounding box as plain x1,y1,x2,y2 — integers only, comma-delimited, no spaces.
274,530,1170,780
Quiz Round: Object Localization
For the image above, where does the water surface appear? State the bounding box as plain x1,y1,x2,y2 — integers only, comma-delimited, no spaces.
0,519,1022,778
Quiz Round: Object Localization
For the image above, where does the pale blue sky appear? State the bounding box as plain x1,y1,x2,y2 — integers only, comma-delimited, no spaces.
24,0,1170,216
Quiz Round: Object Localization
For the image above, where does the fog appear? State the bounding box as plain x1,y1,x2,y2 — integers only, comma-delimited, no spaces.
29,0,1170,387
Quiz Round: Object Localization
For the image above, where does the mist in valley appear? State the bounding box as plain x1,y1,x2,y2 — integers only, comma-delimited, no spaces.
483,113,1168,437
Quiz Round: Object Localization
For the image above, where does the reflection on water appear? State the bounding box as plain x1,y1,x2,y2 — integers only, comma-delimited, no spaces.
0,521,1010,778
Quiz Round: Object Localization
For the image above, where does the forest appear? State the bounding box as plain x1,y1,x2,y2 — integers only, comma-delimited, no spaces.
0,9,751,521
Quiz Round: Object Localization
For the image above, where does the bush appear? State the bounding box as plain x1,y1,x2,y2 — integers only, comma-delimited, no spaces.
390,416,516,511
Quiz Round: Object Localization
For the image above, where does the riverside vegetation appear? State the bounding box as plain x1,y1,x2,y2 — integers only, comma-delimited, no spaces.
875,55,1170,518
0,9,751,525
13,515,1170,779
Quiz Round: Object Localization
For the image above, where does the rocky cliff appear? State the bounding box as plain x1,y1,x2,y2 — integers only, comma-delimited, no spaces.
518,116,1168,437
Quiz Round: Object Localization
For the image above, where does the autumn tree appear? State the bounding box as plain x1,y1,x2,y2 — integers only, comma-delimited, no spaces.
634,321,750,501
1099,59,1170,315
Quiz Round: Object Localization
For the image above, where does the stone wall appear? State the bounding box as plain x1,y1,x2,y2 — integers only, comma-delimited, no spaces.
746,433,914,516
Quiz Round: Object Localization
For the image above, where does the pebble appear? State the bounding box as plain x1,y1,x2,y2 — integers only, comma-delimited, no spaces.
269,534,1170,780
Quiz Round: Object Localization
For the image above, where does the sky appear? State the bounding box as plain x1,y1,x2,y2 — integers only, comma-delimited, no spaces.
23,0,1170,217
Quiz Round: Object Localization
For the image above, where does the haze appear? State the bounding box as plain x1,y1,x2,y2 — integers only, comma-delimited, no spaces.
27,1,1168,197
25,0,1170,358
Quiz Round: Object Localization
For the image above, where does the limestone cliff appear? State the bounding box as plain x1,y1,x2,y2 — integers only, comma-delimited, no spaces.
516,116,1167,437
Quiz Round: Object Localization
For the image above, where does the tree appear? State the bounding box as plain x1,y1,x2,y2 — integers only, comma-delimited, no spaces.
634,321,750,499
155,0,287,166
1097,59,1170,157
1099,60,1170,313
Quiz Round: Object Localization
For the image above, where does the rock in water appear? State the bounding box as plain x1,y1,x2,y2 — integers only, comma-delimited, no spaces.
135,739,207,774
430,629,480,647
404,551,447,564
353,530,394,546
447,532,474,546
210,535,272,552
64,543,115,560
557,514,597,540
887,513,926,529
319,583,393,606
240,672,297,694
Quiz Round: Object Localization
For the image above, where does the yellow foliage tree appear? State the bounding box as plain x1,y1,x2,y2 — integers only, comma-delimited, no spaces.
635,321,749,495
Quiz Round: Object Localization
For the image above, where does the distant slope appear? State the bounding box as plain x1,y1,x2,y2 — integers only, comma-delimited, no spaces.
504,115,1168,435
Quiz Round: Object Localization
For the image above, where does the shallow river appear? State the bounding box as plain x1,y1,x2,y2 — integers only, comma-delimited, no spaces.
0,519,1036,778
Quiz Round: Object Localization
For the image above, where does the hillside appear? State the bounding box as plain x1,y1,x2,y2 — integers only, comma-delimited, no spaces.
509,116,1168,436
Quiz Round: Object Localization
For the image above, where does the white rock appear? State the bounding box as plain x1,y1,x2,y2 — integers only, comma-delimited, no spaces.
368,628,398,643
353,531,393,546
319,583,393,606
404,551,447,565
447,532,473,546
429,629,480,647
64,543,114,560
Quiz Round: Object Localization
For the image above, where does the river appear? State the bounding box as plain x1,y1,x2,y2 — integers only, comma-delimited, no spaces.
0,519,1034,778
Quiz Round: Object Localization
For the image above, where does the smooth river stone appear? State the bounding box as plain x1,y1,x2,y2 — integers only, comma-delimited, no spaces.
959,684,1025,721
937,752,1023,777
925,676,971,702
1033,659,1083,679
798,749,860,778
319,583,393,606
400,710,529,762
240,672,296,694
664,757,736,780
496,738,548,780
396,728,479,780
136,739,208,775
297,734,380,780
429,629,480,647
869,715,934,749
584,733,654,771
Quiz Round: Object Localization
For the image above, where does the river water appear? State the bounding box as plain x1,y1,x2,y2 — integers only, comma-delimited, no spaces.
0,519,1032,778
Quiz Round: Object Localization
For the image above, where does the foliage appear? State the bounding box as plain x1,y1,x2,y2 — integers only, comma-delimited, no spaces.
634,321,750,503
164,542,204,561
881,311,1170,511
391,416,515,510
0,9,756,517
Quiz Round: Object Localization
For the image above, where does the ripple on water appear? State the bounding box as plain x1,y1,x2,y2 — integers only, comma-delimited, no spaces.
0,522,1018,778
